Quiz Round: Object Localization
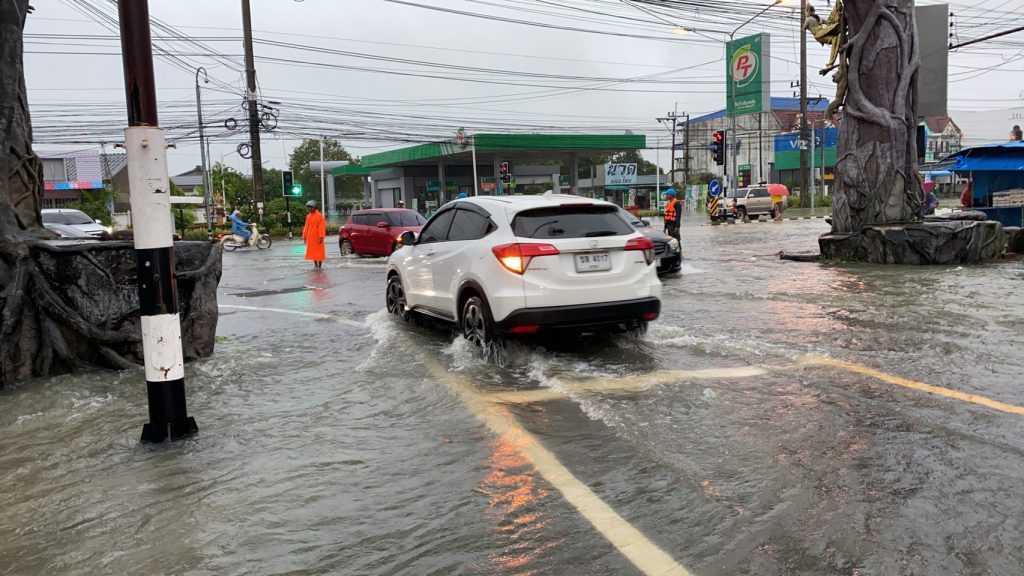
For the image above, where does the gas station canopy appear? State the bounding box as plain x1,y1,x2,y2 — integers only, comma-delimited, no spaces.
333,133,646,177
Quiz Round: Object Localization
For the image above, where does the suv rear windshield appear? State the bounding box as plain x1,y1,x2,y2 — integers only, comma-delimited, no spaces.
385,211,426,227
512,205,633,239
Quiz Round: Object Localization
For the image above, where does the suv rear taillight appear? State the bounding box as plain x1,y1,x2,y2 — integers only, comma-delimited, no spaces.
492,243,560,274
625,236,655,265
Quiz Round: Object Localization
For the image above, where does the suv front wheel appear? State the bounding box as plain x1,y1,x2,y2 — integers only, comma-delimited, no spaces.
386,274,412,322
462,295,495,348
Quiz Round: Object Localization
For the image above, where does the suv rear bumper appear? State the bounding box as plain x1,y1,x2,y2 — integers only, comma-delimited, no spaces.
495,297,660,334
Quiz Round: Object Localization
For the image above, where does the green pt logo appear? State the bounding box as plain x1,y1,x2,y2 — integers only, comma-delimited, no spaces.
731,46,757,88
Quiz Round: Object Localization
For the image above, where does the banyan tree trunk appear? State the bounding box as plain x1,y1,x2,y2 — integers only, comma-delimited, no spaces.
831,0,921,234
0,0,221,389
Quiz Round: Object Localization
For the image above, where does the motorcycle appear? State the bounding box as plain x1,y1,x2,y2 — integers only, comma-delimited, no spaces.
221,223,272,251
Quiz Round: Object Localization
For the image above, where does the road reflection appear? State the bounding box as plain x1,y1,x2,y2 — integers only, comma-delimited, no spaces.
480,428,560,575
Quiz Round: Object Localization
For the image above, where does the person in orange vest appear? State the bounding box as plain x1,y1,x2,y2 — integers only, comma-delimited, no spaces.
303,200,326,270
663,188,682,241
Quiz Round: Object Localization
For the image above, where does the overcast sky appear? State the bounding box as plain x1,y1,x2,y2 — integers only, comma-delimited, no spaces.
23,0,1024,176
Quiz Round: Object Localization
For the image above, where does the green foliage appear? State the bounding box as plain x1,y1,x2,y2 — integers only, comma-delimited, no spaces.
68,186,115,226
173,206,196,233
523,183,554,195
213,162,253,212
686,171,718,185
609,150,661,175
288,138,363,205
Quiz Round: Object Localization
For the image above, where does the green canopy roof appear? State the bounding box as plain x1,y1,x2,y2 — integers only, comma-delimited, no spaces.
356,133,646,170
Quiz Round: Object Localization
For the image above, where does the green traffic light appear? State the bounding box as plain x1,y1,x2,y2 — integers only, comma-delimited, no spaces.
290,185,302,195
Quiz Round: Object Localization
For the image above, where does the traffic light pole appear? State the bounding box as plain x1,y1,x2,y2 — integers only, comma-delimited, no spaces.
286,195,292,239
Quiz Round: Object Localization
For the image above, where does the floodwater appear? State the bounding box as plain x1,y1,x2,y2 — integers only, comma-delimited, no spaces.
2,213,1023,575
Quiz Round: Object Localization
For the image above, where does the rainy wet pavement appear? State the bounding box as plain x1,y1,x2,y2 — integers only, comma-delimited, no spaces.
2,212,1024,575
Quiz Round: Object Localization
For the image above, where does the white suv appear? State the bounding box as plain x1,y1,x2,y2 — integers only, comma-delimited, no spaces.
385,194,662,345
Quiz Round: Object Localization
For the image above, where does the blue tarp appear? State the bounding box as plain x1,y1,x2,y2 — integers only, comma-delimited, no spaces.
948,156,1024,172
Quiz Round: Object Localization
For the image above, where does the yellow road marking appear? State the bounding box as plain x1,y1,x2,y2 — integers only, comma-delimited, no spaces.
490,366,770,405
798,354,1024,416
418,353,693,576
221,304,693,575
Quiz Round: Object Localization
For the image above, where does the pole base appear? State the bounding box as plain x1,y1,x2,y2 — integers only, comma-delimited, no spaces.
140,379,199,443
141,417,198,443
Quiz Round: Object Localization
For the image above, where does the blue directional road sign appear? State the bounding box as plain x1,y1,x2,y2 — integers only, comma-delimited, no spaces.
709,179,721,198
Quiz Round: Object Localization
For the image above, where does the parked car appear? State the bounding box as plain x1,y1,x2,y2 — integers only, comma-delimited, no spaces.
385,194,661,346
733,186,787,220
339,208,426,257
616,207,681,274
41,209,111,238
43,222,94,238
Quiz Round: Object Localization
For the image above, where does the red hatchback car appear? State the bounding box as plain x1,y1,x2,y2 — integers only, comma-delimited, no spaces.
339,208,426,257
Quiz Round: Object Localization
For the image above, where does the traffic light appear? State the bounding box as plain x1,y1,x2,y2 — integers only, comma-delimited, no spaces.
499,161,511,182
712,131,726,166
282,170,302,196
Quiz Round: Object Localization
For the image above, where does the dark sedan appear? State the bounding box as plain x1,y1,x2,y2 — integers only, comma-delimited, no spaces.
617,207,681,274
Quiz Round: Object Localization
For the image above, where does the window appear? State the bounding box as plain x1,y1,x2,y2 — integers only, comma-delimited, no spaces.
417,209,455,243
386,211,427,227
447,209,494,241
42,158,67,181
512,205,633,239
366,212,387,226
751,188,769,198
353,214,370,225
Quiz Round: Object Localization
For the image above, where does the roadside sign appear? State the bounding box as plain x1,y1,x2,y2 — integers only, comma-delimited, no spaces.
709,179,721,198
602,163,638,186
726,33,771,118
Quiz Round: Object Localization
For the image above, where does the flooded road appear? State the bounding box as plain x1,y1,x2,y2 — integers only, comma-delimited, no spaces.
2,213,1023,575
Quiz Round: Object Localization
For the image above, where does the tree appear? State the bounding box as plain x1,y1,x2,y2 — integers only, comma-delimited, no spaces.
288,138,363,204
212,162,252,214
0,1,220,388
68,186,114,226
610,150,661,176
830,0,920,234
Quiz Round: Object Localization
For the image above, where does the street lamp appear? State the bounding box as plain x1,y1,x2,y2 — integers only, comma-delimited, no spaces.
194,67,213,239
726,0,784,196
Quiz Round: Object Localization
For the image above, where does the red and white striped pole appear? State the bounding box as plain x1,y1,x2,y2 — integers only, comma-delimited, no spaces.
118,0,197,442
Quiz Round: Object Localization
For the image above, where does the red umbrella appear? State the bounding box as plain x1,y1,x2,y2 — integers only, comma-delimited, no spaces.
767,183,789,197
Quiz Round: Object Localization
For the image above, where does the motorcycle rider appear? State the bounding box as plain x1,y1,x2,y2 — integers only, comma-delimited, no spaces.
228,209,252,246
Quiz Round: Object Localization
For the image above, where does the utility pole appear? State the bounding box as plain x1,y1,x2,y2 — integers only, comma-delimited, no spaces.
683,112,690,184
117,0,197,443
799,0,810,206
656,108,681,183
241,0,264,221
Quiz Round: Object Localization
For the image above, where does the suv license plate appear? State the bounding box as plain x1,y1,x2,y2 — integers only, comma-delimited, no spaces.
574,252,611,272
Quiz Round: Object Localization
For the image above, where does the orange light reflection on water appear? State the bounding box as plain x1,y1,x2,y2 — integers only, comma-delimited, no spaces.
480,428,562,575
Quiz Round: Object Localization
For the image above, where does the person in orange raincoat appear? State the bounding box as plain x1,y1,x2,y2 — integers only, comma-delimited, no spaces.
303,200,326,270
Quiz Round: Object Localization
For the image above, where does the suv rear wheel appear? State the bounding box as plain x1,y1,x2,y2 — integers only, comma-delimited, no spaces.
737,206,748,221
461,295,495,348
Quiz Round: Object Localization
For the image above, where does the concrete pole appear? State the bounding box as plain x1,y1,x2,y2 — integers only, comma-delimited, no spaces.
319,136,326,214
118,0,197,443
241,0,264,220
799,0,810,206
569,152,579,195
471,137,479,196
810,119,817,210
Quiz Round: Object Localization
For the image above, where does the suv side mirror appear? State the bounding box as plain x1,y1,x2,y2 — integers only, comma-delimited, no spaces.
376,221,390,228
399,231,416,246
95,219,103,225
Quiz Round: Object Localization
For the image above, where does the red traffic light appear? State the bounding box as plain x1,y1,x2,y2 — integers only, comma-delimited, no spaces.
713,131,723,142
